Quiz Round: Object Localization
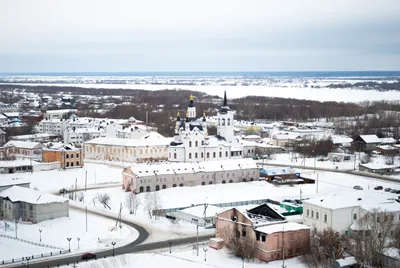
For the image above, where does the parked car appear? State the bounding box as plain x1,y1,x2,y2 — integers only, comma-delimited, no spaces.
81,253,96,260
385,188,392,192
59,188,68,194
390,189,398,193
374,186,383,190
353,185,363,190
395,190,400,194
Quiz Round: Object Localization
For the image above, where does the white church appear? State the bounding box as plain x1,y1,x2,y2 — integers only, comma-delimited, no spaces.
168,91,244,162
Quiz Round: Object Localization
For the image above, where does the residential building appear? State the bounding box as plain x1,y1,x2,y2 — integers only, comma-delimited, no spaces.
42,143,83,169
84,136,171,163
37,118,68,136
44,109,77,120
353,135,381,151
0,160,34,174
216,204,310,262
358,163,400,174
3,140,44,160
260,167,298,182
271,133,302,147
122,158,259,193
9,133,59,143
0,114,7,125
0,186,68,223
0,128,6,146
64,127,106,146
0,178,30,192
116,125,152,139
376,145,398,156
302,191,395,235
168,204,224,227
168,92,244,162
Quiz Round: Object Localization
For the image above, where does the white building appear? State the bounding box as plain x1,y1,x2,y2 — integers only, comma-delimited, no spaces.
116,125,152,139
303,191,396,235
37,118,68,136
64,127,106,146
84,136,171,162
122,158,260,193
0,186,69,223
44,109,77,120
168,92,244,162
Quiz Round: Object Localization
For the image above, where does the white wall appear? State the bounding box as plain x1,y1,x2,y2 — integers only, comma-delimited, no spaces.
33,162,61,172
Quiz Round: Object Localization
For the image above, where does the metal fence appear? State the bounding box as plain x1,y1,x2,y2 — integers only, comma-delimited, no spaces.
0,234,62,249
1,249,69,265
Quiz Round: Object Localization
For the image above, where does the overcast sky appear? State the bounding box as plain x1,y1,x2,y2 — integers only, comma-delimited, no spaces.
0,0,399,72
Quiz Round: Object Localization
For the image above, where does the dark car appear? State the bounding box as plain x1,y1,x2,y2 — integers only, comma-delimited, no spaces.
395,190,400,194
390,189,398,193
353,185,363,190
374,186,383,190
81,253,96,260
59,188,68,194
385,188,392,192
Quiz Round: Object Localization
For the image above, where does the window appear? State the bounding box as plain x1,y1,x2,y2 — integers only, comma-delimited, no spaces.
66,154,69,159
222,180,226,184
229,180,233,183
146,186,151,192
384,215,388,222
201,152,204,158
243,179,246,182
179,183,183,187
262,235,266,242
307,209,309,217
156,185,160,191
71,162,74,167
225,151,228,157
242,230,246,237
377,216,380,223
353,214,357,220
162,185,166,189
29,204,33,210
174,153,177,159
219,152,222,157
189,153,192,159
311,211,314,218
209,181,213,184
195,141,198,147
139,186,144,193
66,162,69,167
324,214,327,223
256,232,261,241
213,152,216,158
201,182,205,185
189,141,192,147
207,152,210,158
316,212,319,219
76,153,79,158
195,153,198,159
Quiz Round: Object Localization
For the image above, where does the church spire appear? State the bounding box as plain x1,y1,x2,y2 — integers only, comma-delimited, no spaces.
223,90,227,107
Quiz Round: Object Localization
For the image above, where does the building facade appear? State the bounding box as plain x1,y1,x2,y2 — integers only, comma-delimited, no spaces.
3,140,44,160
122,159,259,193
64,127,106,146
42,144,84,169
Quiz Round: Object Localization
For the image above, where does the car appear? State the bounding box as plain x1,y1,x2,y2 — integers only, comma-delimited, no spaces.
59,188,68,194
81,253,96,260
374,186,383,190
353,185,363,190
395,190,400,194
390,189,398,193
385,188,392,192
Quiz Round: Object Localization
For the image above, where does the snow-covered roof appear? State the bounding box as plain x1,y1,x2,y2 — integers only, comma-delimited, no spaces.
3,140,43,149
0,178,30,187
243,135,261,139
0,160,40,167
331,135,353,144
376,145,397,150
85,137,172,147
260,167,297,176
0,186,67,204
383,247,400,260
361,202,400,213
129,158,257,177
360,134,381,144
3,112,19,117
304,191,394,210
335,256,357,266
141,132,165,140
45,109,77,114
180,205,224,218
255,222,310,235
380,137,396,144
359,163,400,170
43,143,80,152
66,127,105,134
10,133,56,140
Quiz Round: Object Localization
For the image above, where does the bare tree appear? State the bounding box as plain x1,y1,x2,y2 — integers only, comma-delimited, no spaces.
300,228,351,268
220,225,255,260
77,192,84,202
125,193,141,215
351,209,396,267
143,192,162,219
97,193,111,210
391,225,400,251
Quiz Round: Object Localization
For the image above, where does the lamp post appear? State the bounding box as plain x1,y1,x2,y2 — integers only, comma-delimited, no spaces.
111,241,116,257
168,241,172,254
15,220,18,239
77,237,80,250
26,256,31,268
67,237,72,252
313,150,316,174
203,247,208,262
39,229,42,242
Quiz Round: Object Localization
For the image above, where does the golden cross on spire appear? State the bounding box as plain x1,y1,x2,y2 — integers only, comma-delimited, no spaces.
203,112,206,117
177,111,180,116
190,94,194,101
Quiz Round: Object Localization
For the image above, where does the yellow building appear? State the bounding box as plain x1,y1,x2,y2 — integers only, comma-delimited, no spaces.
42,144,83,169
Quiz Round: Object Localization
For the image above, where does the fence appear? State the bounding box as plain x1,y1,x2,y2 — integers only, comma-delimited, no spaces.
0,248,69,265
0,234,62,250
33,161,61,172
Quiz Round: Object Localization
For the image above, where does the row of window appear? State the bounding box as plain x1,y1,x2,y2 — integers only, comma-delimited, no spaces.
89,146,167,155
218,118,232,126
138,184,183,193
66,161,80,167
172,150,243,159
65,153,80,159
306,209,328,223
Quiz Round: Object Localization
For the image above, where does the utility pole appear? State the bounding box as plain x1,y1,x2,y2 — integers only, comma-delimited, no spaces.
85,170,87,192
203,247,208,261
39,229,42,242
85,206,88,232
75,178,77,201
15,220,18,239
196,225,199,256
77,237,80,249
282,225,286,268
316,173,319,194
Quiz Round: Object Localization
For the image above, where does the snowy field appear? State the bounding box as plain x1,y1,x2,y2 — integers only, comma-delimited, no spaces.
0,209,138,261
0,238,52,261
0,163,123,193
4,83,400,102
64,245,306,268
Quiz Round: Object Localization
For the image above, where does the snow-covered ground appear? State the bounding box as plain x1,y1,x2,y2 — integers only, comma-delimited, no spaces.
0,209,138,261
64,244,306,268
0,238,52,262
0,163,123,193
3,83,400,102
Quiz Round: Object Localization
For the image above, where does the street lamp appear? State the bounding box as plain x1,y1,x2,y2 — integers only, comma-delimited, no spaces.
26,256,31,268
39,229,42,242
168,241,172,254
111,241,116,257
67,237,72,252
77,237,80,250
203,247,208,262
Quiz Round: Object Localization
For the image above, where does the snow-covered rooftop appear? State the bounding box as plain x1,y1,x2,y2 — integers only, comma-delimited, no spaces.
4,140,43,149
0,160,40,167
331,135,353,144
180,205,224,218
380,137,396,144
255,222,310,235
45,109,77,114
0,178,30,187
10,133,57,140
360,134,381,144
260,167,297,176
85,137,172,147
335,256,357,266
376,145,397,150
361,202,400,213
359,162,400,170
304,191,394,210
0,186,67,204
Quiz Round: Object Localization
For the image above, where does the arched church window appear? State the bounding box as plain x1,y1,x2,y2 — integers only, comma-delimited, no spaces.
218,118,220,126
227,118,231,125
222,118,225,126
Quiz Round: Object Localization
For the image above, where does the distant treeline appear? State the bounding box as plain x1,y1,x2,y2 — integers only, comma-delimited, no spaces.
326,80,400,91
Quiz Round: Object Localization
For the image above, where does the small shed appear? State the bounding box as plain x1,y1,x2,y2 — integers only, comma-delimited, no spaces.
209,238,224,250
332,256,359,268
260,167,299,181
169,204,224,227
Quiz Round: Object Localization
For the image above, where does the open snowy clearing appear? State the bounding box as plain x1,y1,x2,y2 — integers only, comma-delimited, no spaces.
0,209,138,261
64,245,306,268
6,83,400,102
0,238,52,262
